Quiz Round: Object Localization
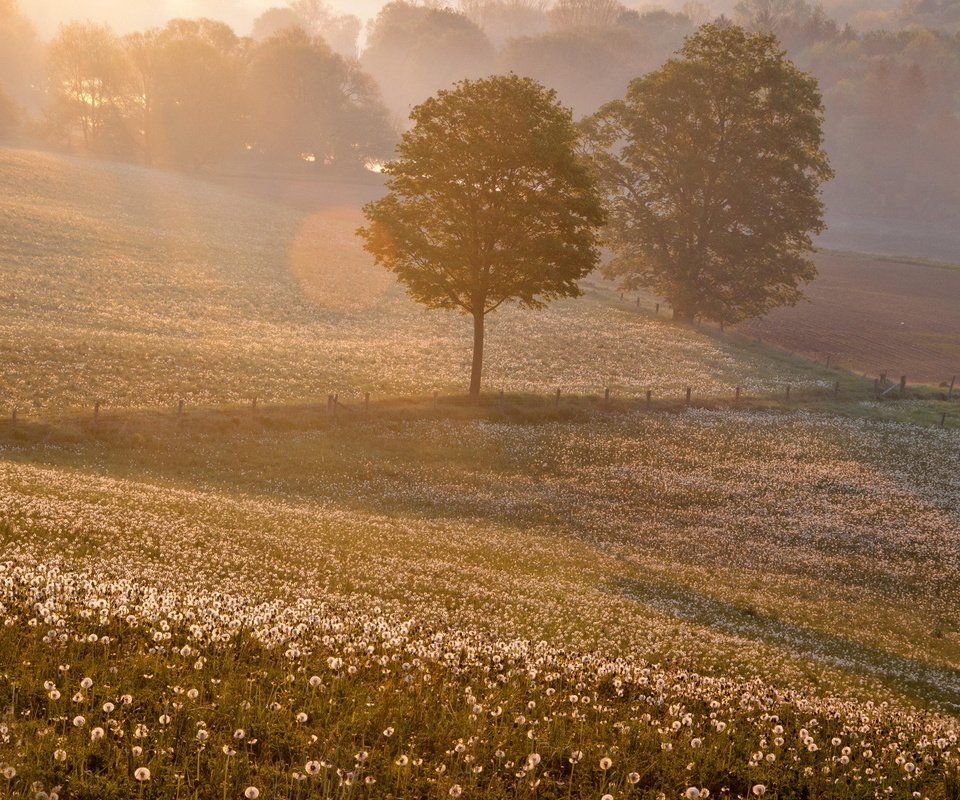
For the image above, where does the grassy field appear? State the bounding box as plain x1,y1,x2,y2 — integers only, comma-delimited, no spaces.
1,147,849,415
2,147,960,799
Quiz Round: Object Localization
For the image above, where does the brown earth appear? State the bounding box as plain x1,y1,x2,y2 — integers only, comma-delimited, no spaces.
738,252,960,385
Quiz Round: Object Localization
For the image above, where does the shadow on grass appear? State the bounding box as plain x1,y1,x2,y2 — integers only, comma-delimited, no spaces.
612,576,960,710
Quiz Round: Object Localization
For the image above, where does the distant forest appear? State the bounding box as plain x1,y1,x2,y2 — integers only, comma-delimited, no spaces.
1,0,958,237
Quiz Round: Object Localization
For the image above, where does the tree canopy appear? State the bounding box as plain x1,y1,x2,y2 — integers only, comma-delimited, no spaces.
586,23,833,324
245,28,395,167
362,2,495,117
358,74,606,400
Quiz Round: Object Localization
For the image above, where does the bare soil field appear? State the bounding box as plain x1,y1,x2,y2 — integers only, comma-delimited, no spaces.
739,251,960,384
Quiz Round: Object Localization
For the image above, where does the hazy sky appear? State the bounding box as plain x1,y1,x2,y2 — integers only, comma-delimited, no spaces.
23,0,388,37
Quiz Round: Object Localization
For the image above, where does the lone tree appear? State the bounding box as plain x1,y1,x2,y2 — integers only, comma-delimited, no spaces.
358,74,606,401
585,23,833,325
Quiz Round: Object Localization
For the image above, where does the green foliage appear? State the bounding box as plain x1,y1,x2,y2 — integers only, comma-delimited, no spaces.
586,23,834,324
358,74,606,398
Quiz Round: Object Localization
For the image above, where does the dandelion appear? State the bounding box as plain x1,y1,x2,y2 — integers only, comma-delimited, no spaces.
600,757,613,770
296,712,308,723
449,785,462,797
72,716,85,728
53,750,67,763
134,767,150,782
306,761,321,775
752,786,766,796
685,789,701,799
395,755,409,767
3,766,16,780
90,727,105,741
80,677,93,689
628,772,641,784
244,788,260,799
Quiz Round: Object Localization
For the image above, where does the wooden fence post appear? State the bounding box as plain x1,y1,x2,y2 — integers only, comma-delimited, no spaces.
433,390,438,409
785,385,791,401
685,387,691,407
177,399,184,416
949,376,956,400
646,390,652,410
834,380,840,399
11,408,16,427
251,397,257,411
899,375,907,397
364,392,370,411
655,303,660,315
555,388,561,407
94,401,100,422
941,412,947,428
604,387,610,405
735,386,741,402
498,389,504,409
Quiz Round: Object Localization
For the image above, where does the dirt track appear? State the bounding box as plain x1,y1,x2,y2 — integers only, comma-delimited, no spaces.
739,252,960,384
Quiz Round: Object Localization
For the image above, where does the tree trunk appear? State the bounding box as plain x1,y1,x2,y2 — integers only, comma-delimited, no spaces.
469,311,484,404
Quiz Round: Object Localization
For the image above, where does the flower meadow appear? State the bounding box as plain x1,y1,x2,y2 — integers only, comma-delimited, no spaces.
2,409,960,798
3,145,960,798
0,148,831,416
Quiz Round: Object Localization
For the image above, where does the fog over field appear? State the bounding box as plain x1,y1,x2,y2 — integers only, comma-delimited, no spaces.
1,0,959,798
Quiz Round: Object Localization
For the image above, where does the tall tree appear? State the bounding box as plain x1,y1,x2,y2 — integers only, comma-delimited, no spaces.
245,28,395,167
251,7,303,41
458,0,549,44
289,0,362,59
0,81,17,136
358,75,605,401
146,19,246,169
362,2,494,118
548,0,626,29
585,23,833,324
0,0,42,111
46,22,131,151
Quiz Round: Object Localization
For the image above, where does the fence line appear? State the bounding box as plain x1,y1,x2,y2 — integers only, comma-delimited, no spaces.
4,374,959,431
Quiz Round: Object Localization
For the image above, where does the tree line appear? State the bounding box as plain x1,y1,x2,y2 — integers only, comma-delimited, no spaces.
0,4,394,170
1,0,958,216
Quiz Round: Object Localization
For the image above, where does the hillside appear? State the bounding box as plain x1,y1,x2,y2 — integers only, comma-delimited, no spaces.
2,148,960,799
0,147,833,415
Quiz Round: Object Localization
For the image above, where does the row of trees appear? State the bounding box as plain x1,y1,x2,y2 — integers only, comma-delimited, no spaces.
3,0,956,222
0,4,395,170
360,25,833,399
